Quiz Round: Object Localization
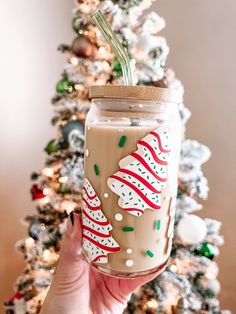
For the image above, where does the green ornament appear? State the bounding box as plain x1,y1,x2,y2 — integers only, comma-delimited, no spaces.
45,139,60,155
72,14,84,34
113,57,122,76
60,183,70,194
31,172,39,181
56,79,74,94
72,17,79,33
195,242,216,260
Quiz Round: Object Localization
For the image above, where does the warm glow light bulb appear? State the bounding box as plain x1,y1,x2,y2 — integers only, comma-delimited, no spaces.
59,176,68,183
43,188,50,195
25,237,35,248
70,57,78,65
170,264,178,273
42,167,54,177
147,299,158,309
43,250,51,261
38,196,50,206
98,46,107,57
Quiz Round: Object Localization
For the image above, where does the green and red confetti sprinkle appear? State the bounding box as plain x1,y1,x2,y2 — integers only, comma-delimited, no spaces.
94,164,99,176
118,135,127,147
156,220,161,230
146,250,154,258
122,226,134,232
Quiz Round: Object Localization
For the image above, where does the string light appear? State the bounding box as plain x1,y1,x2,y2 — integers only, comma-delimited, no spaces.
42,167,54,177
67,86,73,93
74,84,80,90
38,196,50,206
170,264,178,273
43,188,50,195
146,299,158,309
43,250,51,262
98,46,107,58
59,176,68,183
25,237,35,248
70,56,79,65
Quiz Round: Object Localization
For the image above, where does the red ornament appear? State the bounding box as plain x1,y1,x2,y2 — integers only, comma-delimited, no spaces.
5,292,22,305
31,184,45,200
71,35,93,58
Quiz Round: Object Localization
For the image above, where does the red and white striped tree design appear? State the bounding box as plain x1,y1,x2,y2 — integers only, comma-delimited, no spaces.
107,126,171,217
82,178,120,263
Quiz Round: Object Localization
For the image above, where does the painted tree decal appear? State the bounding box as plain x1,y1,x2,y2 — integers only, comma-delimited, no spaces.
82,178,121,263
107,126,171,216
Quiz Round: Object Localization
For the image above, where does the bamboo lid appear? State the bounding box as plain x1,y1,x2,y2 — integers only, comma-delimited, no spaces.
89,85,183,103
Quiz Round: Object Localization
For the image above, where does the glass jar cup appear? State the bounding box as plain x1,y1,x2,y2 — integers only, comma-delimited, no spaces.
81,85,182,278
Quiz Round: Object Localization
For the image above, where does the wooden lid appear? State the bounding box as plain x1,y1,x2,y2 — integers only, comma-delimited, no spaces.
89,85,183,103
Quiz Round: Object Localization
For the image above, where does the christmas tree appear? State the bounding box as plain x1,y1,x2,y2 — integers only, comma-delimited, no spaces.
82,178,121,263
5,0,230,313
108,126,171,216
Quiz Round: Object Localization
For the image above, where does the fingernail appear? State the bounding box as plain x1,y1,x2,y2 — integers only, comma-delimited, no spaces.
69,212,74,226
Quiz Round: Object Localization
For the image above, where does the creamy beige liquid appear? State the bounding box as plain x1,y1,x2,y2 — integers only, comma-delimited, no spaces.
83,121,181,276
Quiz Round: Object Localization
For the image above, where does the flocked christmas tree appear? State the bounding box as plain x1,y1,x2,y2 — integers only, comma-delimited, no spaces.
5,0,230,313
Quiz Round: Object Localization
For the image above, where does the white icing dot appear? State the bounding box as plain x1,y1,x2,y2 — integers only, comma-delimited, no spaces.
85,149,90,157
126,248,132,254
87,125,91,131
118,128,124,132
104,193,109,198
126,259,134,267
115,213,123,221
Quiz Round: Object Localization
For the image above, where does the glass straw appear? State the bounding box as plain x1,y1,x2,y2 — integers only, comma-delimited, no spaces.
92,10,135,86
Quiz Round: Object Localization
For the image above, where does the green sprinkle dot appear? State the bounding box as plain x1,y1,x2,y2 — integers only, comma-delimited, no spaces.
146,250,154,258
122,227,134,232
156,220,161,230
94,164,99,176
118,135,127,147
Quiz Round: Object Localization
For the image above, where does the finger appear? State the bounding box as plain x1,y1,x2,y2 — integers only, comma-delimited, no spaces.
71,212,83,243
40,213,90,314
59,212,84,264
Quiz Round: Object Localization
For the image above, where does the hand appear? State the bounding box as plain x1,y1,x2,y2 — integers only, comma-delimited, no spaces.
40,213,157,314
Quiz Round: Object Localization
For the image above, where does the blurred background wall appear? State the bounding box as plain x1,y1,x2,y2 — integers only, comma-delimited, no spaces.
0,0,235,312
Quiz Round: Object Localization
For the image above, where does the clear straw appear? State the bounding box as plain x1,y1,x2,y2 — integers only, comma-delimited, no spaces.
92,10,135,86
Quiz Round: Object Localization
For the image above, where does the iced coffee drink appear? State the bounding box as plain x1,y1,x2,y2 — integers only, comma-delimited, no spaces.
82,85,182,278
